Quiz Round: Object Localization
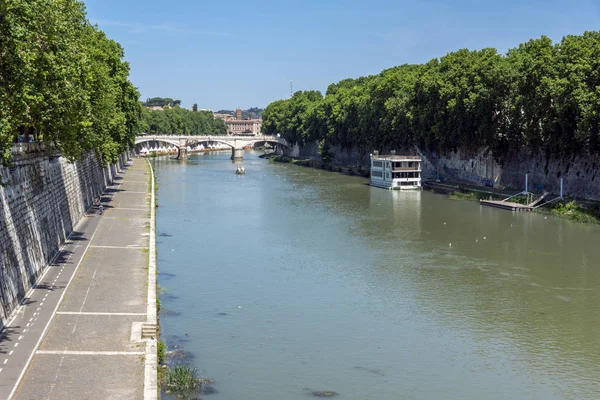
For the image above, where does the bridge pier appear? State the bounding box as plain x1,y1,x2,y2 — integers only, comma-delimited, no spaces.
177,138,188,160
231,147,244,161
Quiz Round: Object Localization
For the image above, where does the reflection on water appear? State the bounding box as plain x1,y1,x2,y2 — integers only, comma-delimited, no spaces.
155,151,600,400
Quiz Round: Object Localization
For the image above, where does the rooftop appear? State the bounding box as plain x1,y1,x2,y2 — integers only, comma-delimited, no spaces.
371,155,421,160
225,119,262,124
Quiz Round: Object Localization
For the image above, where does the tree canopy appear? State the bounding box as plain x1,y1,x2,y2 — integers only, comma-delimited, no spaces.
0,0,142,165
263,32,600,159
143,97,182,108
139,107,227,136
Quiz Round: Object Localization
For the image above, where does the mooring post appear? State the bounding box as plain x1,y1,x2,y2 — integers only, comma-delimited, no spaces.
560,178,563,198
524,173,528,194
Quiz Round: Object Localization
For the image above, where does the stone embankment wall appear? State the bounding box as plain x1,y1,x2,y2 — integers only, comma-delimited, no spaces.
280,141,600,200
0,144,129,328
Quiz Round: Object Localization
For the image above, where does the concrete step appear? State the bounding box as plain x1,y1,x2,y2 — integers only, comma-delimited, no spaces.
141,323,157,339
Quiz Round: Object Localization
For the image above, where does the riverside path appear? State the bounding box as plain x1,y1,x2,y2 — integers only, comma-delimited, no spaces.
0,159,157,400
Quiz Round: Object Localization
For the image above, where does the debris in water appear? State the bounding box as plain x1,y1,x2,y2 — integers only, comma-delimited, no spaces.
310,391,339,397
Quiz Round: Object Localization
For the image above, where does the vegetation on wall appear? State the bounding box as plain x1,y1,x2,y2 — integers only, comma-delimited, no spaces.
262,32,600,159
0,0,142,165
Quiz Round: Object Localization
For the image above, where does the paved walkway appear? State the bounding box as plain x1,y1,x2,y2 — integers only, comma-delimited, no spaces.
0,159,155,400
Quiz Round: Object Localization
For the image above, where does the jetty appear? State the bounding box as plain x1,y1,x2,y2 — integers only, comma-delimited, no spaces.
479,199,533,211
480,175,562,212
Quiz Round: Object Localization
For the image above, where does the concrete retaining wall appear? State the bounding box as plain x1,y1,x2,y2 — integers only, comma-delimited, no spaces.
282,141,600,200
0,146,129,328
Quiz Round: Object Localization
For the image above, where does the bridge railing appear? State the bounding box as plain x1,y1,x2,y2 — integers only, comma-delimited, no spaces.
136,134,285,143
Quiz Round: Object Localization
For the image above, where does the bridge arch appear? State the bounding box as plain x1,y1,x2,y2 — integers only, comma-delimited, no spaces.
249,139,290,148
134,137,181,148
186,138,234,149
134,134,290,160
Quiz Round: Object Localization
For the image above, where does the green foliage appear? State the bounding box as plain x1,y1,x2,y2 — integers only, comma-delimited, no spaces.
262,32,600,160
318,140,333,163
449,192,485,201
143,97,181,108
0,0,141,165
140,107,227,135
163,364,203,398
157,340,166,364
550,200,600,224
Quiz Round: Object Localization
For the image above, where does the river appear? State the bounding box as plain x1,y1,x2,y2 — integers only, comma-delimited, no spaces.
153,150,600,400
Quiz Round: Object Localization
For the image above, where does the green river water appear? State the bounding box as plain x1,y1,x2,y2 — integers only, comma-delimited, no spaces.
154,150,600,400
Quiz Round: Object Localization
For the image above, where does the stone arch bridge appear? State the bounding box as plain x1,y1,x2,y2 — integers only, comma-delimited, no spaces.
134,135,288,161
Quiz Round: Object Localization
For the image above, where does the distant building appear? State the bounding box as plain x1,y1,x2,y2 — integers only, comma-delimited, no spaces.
146,105,165,111
213,113,234,121
225,119,262,136
236,108,242,120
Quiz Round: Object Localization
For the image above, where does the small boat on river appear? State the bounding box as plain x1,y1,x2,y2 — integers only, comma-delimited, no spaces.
236,166,246,175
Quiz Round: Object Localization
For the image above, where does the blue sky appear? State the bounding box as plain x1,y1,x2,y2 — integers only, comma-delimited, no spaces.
85,0,600,110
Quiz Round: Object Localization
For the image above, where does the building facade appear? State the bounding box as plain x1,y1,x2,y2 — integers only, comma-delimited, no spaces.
225,119,263,135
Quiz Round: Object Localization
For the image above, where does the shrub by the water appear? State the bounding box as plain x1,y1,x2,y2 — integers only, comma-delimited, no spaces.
449,192,485,201
157,341,166,364
163,364,203,397
550,200,600,224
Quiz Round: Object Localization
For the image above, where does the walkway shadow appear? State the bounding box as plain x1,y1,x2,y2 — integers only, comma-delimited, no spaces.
21,298,36,306
67,232,87,242
50,250,74,266
35,283,65,291
0,326,21,353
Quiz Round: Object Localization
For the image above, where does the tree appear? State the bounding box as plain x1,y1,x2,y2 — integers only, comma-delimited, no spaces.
0,0,141,165
192,103,198,112
140,108,227,135
261,31,600,161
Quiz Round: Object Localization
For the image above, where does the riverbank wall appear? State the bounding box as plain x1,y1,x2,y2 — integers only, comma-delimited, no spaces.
0,143,130,328
279,142,600,201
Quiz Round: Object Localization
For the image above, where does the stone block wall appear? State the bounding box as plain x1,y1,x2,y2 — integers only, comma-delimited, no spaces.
0,148,129,328
422,147,600,199
282,140,600,200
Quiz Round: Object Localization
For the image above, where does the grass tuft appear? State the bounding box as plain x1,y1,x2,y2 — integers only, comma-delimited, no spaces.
157,340,166,364
163,364,203,397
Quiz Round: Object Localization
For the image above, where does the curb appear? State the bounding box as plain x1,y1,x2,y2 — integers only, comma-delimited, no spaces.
144,158,158,400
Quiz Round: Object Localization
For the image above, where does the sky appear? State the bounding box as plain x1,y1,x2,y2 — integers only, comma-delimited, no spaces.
85,0,600,111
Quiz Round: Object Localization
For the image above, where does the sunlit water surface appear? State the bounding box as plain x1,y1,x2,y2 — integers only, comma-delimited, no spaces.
154,151,600,400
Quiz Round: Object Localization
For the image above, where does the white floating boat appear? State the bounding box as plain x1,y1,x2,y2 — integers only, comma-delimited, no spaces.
370,152,422,190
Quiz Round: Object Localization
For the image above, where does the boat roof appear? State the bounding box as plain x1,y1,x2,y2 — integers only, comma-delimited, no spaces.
371,155,421,160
